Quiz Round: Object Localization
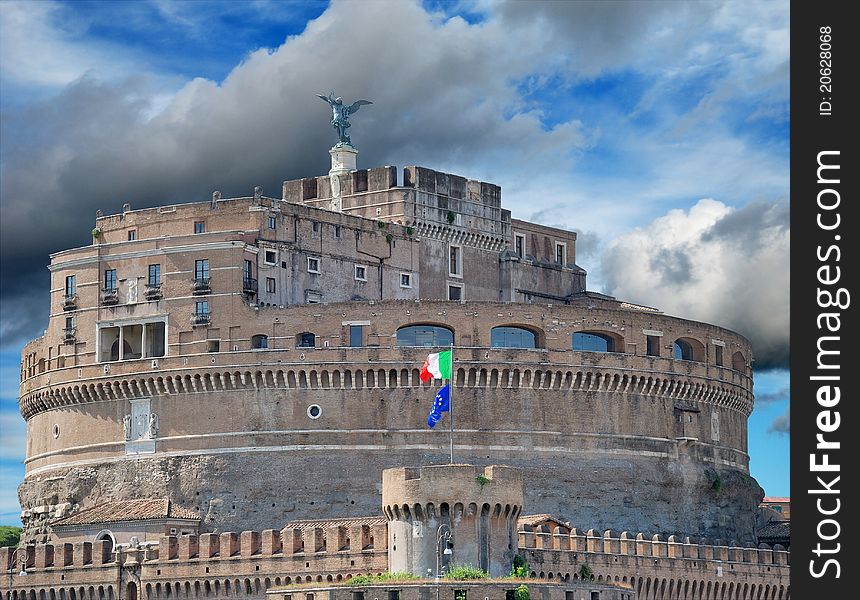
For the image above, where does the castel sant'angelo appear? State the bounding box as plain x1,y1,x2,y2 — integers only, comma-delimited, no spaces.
6,98,789,599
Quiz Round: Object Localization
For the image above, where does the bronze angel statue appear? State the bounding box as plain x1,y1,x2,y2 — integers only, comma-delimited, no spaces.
317,92,372,146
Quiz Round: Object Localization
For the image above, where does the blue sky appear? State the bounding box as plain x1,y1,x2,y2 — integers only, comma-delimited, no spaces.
0,0,790,526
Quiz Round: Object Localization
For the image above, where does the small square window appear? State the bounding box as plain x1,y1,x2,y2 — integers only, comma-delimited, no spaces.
264,250,277,264
306,290,322,304
266,277,276,293
194,221,205,234
281,261,287,269
355,265,367,281
400,273,412,288
514,234,525,258
448,284,462,301
268,216,277,230
195,300,209,315
127,229,137,241
308,257,320,274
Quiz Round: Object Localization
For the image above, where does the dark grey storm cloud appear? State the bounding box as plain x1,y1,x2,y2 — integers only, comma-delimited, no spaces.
601,198,790,370
0,0,789,353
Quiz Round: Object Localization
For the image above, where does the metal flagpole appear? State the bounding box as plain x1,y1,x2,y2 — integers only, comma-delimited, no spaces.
449,343,454,464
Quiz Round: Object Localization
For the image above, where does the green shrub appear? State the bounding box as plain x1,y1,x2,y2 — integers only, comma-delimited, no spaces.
510,555,529,578
476,474,490,488
348,572,420,586
705,468,723,493
0,526,22,548
514,584,530,600
445,564,490,580
578,563,593,581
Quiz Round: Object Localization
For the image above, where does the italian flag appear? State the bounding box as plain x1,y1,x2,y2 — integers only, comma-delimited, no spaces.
419,350,452,383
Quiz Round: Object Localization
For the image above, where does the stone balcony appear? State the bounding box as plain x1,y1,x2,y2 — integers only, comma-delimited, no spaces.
144,283,163,301
191,312,211,327
192,278,211,296
62,294,78,311
100,288,119,306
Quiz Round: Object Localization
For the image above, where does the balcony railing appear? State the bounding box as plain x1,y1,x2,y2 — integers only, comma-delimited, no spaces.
62,294,78,311
144,283,163,301
191,312,211,327
243,277,258,295
100,288,119,305
192,278,211,295
63,327,76,344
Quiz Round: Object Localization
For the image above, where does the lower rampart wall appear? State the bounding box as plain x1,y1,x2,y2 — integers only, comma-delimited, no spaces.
2,525,788,600
519,530,789,600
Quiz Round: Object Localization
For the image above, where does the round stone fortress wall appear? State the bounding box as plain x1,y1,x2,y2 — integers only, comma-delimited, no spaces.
18,300,761,544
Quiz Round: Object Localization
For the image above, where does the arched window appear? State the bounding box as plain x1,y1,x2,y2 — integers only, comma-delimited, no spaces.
396,325,453,347
251,334,268,349
94,530,116,554
297,332,315,348
491,326,537,348
573,332,615,353
732,351,747,372
673,337,705,362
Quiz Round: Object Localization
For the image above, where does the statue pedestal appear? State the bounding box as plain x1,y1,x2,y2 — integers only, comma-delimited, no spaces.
329,144,358,175
329,144,358,212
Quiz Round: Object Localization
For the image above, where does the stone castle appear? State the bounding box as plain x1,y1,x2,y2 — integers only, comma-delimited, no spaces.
9,141,788,598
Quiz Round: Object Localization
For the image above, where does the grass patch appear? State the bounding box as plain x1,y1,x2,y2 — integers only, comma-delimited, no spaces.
348,572,421,586
446,564,490,580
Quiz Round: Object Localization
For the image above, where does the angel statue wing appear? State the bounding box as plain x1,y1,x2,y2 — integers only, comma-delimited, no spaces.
346,100,373,115
317,94,334,105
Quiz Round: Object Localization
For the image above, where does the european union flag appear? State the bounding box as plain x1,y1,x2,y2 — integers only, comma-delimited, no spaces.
427,384,451,428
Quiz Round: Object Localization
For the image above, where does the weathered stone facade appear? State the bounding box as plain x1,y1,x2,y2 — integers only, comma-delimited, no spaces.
11,162,775,598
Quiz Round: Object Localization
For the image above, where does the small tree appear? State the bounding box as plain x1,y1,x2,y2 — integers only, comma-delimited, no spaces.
511,555,529,578
578,563,593,581
514,585,530,600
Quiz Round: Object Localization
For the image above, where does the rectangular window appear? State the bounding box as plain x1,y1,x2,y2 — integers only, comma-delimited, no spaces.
515,234,525,258
194,259,209,280
307,257,320,274
400,273,412,288
104,269,117,290
268,216,277,230
264,250,277,264
65,275,76,296
195,300,209,315
453,591,467,600
306,290,322,304
449,245,462,277
355,265,367,281
388,592,400,600
646,335,660,357
127,229,137,241
334,225,342,239
65,316,75,330
715,345,724,366
448,284,462,301
194,221,205,234
148,264,161,286
243,259,252,280
555,242,566,264
266,277,276,293
349,325,364,347
312,221,320,234
590,593,600,600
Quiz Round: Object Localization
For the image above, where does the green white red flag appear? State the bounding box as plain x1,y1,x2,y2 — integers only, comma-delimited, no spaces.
419,350,452,383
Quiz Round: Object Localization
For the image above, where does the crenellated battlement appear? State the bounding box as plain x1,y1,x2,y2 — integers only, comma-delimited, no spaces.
517,526,789,567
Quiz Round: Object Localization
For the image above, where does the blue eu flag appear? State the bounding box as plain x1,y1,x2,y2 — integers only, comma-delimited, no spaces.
427,384,451,428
